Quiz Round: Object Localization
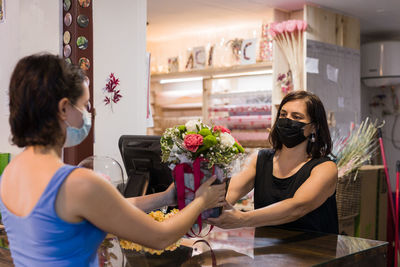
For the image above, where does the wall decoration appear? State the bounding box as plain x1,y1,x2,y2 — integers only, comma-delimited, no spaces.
241,38,257,65
63,31,71,45
259,23,273,62
103,73,122,112
185,51,194,70
63,0,71,12
227,38,243,64
193,46,206,69
77,14,89,28
64,13,72,27
63,44,72,58
168,57,179,73
207,45,214,67
276,70,293,96
76,36,88,50
79,57,90,71
78,0,90,8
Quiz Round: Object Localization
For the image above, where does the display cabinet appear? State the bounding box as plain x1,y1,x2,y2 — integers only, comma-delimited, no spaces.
203,68,273,148
148,62,273,149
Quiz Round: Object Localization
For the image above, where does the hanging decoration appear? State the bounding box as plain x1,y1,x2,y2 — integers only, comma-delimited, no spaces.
276,70,293,95
226,38,243,64
259,23,273,62
270,20,307,90
103,73,122,112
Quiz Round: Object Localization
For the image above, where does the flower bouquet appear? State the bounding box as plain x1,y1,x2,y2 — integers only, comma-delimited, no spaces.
330,118,380,179
161,120,245,237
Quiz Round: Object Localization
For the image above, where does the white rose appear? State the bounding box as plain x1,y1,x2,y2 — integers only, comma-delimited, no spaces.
220,132,235,147
185,120,202,132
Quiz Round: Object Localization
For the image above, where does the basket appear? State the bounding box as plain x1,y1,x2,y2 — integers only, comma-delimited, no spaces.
336,173,361,219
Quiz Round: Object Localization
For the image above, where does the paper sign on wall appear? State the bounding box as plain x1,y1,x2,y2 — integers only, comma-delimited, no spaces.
327,64,339,83
306,57,319,74
241,38,257,65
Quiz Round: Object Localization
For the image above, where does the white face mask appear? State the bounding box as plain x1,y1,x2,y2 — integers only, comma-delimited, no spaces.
64,104,92,148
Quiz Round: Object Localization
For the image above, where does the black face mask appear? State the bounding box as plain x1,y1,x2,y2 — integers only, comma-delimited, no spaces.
276,118,310,148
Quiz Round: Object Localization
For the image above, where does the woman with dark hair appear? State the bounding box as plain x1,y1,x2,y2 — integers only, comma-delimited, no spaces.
0,53,226,266
208,91,338,234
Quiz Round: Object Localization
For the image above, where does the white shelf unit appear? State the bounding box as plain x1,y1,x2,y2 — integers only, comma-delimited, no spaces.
148,62,274,148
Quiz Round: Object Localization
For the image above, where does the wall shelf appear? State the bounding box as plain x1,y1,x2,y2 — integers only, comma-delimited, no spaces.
151,61,273,82
148,62,274,148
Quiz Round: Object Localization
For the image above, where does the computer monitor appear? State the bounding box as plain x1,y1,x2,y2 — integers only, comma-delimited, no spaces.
118,135,173,198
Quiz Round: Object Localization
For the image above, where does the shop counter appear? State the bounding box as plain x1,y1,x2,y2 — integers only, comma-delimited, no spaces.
0,226,388,266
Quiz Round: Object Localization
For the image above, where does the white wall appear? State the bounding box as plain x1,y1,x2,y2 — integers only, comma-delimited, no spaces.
0,0,61,156
93,0,147,168
0,0,148,169
361,84,400,189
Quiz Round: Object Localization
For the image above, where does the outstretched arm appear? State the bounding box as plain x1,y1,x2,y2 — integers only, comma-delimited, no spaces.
208,161,338,229
126,182,176,212
225,152,258,205
59,170,226,250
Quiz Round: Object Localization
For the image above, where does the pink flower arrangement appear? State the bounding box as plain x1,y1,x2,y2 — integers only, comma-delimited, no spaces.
269,20,307,37
268,20,307,91
184,134,204,152
103,73,122,111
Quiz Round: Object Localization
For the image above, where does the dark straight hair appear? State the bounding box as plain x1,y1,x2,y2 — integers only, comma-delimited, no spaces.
268,91,332,158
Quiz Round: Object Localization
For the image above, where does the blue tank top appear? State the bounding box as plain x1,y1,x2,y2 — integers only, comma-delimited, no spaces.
0,165,106,266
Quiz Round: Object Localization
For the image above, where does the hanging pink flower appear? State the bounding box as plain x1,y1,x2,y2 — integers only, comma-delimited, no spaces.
285,20,297,33
274,22,285,34
270,20,308,37
183,134,203,152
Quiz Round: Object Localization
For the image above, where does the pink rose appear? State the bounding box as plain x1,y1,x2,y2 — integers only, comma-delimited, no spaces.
213,125,231,134
184,134,203,152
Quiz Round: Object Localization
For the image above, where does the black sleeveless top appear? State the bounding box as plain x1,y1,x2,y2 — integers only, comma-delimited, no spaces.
254,149,338,234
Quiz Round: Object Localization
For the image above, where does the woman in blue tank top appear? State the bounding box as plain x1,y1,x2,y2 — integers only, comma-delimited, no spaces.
208,91,338,234
0,54,226,266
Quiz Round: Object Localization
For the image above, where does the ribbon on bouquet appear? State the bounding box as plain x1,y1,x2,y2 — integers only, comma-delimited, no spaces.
172,157,215,238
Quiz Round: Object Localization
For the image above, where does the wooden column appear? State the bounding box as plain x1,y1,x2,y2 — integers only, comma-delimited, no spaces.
62,0,94,165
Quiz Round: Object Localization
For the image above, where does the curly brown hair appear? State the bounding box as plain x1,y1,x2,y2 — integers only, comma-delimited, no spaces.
9,53,86,148
268,91,332,158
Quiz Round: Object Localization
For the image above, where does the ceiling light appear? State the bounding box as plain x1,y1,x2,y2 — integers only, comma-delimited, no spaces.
212,69,273,78
159,77,203,84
